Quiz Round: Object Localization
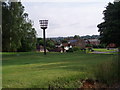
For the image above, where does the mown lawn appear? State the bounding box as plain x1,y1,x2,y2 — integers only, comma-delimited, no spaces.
2,51,114,88
93,48,117,52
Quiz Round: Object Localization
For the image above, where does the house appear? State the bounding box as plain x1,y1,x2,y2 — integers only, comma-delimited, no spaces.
59,38,85,52
47,37,86,52
68,38,86,48
60,42,72,52
107,43,116,48
36,45,49,52
85,39,100,46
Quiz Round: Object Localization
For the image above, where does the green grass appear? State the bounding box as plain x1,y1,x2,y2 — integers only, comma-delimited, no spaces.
2,51,114,88
93,48,117,52
89,48,118,54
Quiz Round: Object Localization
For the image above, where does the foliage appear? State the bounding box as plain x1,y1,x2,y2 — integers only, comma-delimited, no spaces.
94,55,120,85
2,1,36,52
37,38,55,50
67,48,73,52
98,44,106,48
46,40,55,49
37,38,43,46
97,2,120,47
61,39,68,43
85,44,92,47
92,44,106,48
74,35,80,39
81,35,100,39
73,46,80,51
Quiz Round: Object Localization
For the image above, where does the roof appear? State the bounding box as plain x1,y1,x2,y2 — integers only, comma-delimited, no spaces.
88,39,100,42
62,43,68,47
69,40,78,43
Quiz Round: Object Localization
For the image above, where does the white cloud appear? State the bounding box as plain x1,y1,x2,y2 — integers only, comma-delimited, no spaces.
21,0,114,3
114,0,120,2
22,1,114,37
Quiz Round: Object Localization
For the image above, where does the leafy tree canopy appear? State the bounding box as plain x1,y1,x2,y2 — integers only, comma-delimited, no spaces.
2,1,36,52
74,35,80,39
97,1,120,47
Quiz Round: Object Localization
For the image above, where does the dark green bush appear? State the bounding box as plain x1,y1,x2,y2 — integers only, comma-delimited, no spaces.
85,44,92,47
67,48,73,52
73,46,80,51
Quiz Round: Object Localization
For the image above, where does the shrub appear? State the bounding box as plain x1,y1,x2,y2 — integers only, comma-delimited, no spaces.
73,46,80,51
85,44,92,47
67,48,73,52
98,44,106,48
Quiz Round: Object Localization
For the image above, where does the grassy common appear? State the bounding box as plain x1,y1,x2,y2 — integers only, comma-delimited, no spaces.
2,51,115,88
93,48,117,52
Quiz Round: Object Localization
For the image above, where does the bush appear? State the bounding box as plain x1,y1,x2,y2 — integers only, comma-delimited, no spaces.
92,44,106,48
73,46,80,51
97,44,106,48
67,48,73,52
94,55,120,85
85,44,92,47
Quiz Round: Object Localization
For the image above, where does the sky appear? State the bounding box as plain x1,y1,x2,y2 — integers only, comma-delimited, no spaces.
21,0,115,38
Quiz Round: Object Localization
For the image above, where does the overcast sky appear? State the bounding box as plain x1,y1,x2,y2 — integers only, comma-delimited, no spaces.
21,0,114,38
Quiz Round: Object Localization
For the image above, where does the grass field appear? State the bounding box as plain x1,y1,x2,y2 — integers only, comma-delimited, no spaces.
93,48,117,52
2,51,115,88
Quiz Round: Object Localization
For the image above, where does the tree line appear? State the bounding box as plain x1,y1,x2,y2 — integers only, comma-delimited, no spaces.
2,1,36,52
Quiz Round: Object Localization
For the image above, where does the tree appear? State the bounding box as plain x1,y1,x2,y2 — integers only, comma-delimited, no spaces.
37,38,44,46
18,17,36,52
74,35,80,39
36,38,55,51
61,39,68,43
2,1,36,52
46,40,55,49
97,1,120,51
2,2,11,51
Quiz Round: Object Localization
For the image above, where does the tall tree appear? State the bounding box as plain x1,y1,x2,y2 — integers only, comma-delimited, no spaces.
2,2,11,51
2,1,36,52
97,1,120,51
